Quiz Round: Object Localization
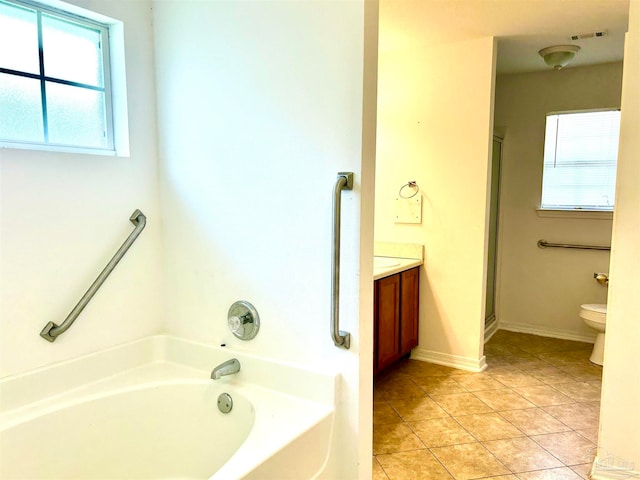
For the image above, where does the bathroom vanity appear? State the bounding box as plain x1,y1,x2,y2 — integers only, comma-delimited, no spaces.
373,257,421,375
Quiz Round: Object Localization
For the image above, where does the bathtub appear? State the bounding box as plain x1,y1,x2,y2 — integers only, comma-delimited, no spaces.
0,336,337,479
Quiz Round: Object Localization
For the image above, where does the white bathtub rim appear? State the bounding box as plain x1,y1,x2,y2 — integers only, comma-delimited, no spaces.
0,334,338,414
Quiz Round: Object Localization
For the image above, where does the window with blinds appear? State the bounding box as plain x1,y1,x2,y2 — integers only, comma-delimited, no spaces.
541,109,621,211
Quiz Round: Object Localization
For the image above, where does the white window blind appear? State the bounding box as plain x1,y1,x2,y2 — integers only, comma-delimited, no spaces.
541,110,621,211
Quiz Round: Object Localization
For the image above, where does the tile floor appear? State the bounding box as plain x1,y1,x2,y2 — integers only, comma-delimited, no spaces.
373,331,603,480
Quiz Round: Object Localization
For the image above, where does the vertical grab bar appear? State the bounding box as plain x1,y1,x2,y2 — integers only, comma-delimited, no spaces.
331,172,353,349
40,209,147,342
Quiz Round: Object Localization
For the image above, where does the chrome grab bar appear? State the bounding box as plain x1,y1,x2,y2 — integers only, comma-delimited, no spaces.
537,239,611,251
331,172,353,349
40,209,147,342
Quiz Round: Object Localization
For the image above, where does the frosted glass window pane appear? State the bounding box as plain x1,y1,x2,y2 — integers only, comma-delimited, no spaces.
0,73,44,142
46,82,107,148
0,1,39,74
42,15,104,87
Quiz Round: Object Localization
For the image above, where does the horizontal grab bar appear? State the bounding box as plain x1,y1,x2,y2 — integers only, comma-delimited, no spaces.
537,239,610,251
40,209,147,342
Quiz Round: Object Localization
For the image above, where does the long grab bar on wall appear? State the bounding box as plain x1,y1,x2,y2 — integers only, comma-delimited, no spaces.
537,239,611,251
331,172,353,349
40,209,147,342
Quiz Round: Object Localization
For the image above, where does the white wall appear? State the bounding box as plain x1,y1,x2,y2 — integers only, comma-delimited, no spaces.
0,0,162,377
597,0,640,474
375,36,496,369
151,1,377,478
494,63,623,341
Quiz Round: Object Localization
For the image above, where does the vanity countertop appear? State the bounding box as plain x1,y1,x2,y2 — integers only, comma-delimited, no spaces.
373,256,422,281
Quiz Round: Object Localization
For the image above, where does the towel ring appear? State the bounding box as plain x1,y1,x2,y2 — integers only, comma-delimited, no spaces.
399,181,419,199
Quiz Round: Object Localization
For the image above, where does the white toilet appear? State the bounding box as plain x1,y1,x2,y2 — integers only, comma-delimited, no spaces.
580,304,607,365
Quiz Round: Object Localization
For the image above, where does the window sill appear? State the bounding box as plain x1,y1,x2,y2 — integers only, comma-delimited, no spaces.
536,208,613,220
0,142,120,157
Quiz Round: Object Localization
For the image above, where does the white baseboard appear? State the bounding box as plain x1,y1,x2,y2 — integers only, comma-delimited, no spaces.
590,455,640,479
411,347,487,373
484,319,499,343
499,321,596,344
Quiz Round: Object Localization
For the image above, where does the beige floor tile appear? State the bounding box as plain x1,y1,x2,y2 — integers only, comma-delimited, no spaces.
499,408,571,436
528,366,579,385
556,364,603,381
485,355,521,369
516,338,569,354
373,456,390,480
569,463,593,479
430,393,493,416
551,382,602,402
454,374,507,391
374,388,387,402
526,366,565,375
515,466,583,479
489,330,528,344
473,388,536,411
454,412,525,441
485,343,528,356
503,353,552,369
482,437,562,472
439,366,477,376
409,417,476,447
490,331,534,345
376,369,409,384
373,423,425,455
484,363,523,374
374,401,403,425
531,431,596,465
542,403,600,431
388,396,449,422
477,476,518,480
413,376,468,395
575,428,598,444
490,371,545,388
375,376,427,400
376,449,454,480
430,442,510,480
583,400,600,411
512,385,573,406
536,350,592,366
395,359,450,378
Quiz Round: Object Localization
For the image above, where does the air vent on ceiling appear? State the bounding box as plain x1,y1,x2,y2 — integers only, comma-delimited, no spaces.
570,31,608,40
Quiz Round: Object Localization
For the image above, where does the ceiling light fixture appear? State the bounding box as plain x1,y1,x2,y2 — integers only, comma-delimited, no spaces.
538,45,581,70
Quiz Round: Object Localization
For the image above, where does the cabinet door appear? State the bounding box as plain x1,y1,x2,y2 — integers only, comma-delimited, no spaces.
400,267,419,354
375,274,400,372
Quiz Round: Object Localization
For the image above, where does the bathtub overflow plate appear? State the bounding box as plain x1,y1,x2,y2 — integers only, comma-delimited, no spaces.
218,393,233,414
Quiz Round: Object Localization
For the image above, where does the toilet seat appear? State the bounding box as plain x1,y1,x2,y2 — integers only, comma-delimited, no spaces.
580,304,607,325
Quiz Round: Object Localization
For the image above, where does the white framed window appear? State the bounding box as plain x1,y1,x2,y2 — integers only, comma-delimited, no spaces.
540,109,621,213
0,0,127,155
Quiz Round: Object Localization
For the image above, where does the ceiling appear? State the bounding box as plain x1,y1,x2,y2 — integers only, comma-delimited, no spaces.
379,0,630,74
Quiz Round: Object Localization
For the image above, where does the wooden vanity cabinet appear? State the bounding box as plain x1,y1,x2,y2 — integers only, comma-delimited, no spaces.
374,267,419,375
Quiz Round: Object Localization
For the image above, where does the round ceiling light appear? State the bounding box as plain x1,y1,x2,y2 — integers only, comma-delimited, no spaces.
538,45,581,70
